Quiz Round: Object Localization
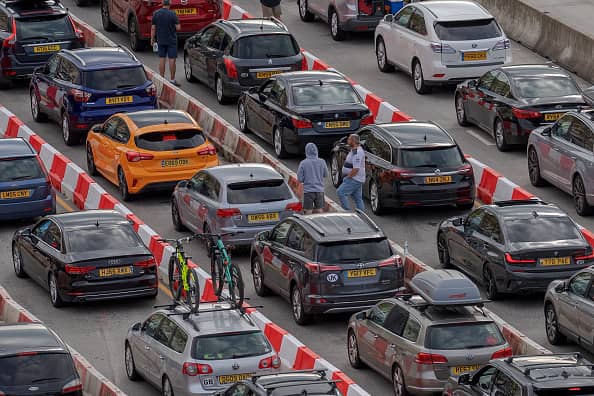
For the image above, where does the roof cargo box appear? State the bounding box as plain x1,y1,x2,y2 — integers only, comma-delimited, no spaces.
409,269,483,306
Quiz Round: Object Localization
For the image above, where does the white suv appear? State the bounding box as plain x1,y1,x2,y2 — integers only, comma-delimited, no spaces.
374,1,512,94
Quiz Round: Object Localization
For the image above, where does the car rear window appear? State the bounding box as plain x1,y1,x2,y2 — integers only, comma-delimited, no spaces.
0,352,75,386
400,146,464,168
317,238,392,264
67,225,144,252
292,84,361,106
0,157,45,182
231,34,299,59
128,112,193,128
425,322,505,350
82,66,147,91
192,331,271,360
135,130,206,151
504,216,581,243
512,76,580,99
16,15,75,41
434,19,502,41
226,179,292,204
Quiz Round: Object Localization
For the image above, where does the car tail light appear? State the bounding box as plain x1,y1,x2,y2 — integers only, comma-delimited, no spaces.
216,208,240,217
62,378,82,394
126,151,154,162
492,39,511,51
223,57,238,79
65,265,96,274
183,362,213,376
491,347,513,359
18,351,38,356
379,256,402,267
512,107,541,119
134,258,156,268
146,83,157,97
504,253,536,265
291,117,312,129
197,144,216,155
69,88,91,103
457,163,473,175
35,155,51,183
286,202,302,212
2,19,16,49
429,42,456,54
415,352,448,364
305,263,341,274
390,168,413,180
259,355,281,369
360,113,374,126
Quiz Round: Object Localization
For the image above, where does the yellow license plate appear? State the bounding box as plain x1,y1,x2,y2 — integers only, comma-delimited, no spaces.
161,158,190,168
462,51,487,61
324,121,351,129
256,70,282,79
248,212,279,223
218,373,253,384
105,96,133,105
99,266,132,277
347,268,377,278
424,176,453,184
174,7,197,15
540,257,570,266
1,190,30,199
33,44,60,53
544,113,564,122
452,365,481,375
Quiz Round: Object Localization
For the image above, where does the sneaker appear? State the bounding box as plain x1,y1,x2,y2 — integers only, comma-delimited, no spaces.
170,79,180,87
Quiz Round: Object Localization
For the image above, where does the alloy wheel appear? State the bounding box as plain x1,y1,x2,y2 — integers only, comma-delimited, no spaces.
253,259,263,292
292,287,302,321
49,274,58,304
162,377,173,396
13,244,23,277
62,114,70,144
413,63,423,92
184,55,193,81
238,101,247,132
331,13,338,37
545,306,558,342
437,234,450,267
377,40,386,69
31,91,39,120
216,77,224,103
274,128,283,157
495,122,504,147
330,154,341,187
393,365,406,396
455,95,467,125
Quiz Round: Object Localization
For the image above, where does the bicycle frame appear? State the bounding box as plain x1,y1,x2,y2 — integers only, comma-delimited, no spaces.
214,238,233,285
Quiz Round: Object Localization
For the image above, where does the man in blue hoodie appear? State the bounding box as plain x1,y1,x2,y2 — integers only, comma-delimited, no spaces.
297,143,328,214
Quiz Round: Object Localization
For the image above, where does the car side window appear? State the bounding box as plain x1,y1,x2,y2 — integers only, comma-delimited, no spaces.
479,212,503,243
369,302,395,326
358,130,372,146
46,55,61,77
552,115,573,141
208,27,225,50
198,27,215,46
142,313,164,338
408,10,427,35
383,305,409,335
32,219,52,241
56,59,79,84
199,175,220,201
490,72,511,97
568,118,594,151
465,209,485,233
224,383,251,396
589,282,594,301
568,272,593,297
269,80,284,104
103,117,120,139
474,366,497,392
477,71,497,91
286,224,305,251
491,371,522,396
113,120,130,143
190,172,207,191
170,328,188,354
42,222,62,251
302,233,315,260
395,6,414,27
0,11,8,31
271,222,291,245
259,80,274,98
154,317,177,347
366,133,391,162
402,317,421,342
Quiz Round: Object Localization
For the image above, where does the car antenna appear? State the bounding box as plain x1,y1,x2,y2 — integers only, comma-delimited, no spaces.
423,134,427,142
164,119,168,125
319,80,323,86
260,18,264,30
532,210,539,218
95,220,99,227
347,227,351,234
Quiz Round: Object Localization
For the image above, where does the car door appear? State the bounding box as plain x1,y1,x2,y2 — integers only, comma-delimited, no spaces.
474,211,505,280
401,9,428,71
261,79,286,139
484,71,514,132
362,131,392,199
581,282,594,350
557,272,592,341
54,58,78,115
359,301,396,375
110,0,126,27
466,71,497,128
467,365,498,396
556,117,591,192
449,209,485,273
388,6,414,69
195,173,221,232
542,115,574,186
490,370,522,396
166,326,189,395
283,224,311,300
20,219,53,284
192,27,216,84
34,55,61,120
152,317,179,392
380,308,420,380
248,80,274,141
204,26,226,86
263,221,292,295
135,313,166,387
94,117,121,181
37,221,63,282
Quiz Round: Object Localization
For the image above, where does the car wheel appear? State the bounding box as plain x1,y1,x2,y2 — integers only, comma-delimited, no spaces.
118,168,132,202
86,145,98,176
291,285,311,325
273,127,288,158
329,9,346,41
545,303,566,345
528,147,546,186
238,99,250,133
49,273,64,308
376,37,394,73
298,0,315,22
183,53,196,82
494,118,510,152
330,153,342,187
62,112,78,146
573,175,593,216
455,93,469,126
412,60,430,94
171,199,186,232
128,17,146,51
125,343,141,381
74,0,89,6
392,365,409,396
347,329,364,368
437,233,451,268
215,75,230,105
162,376,174,396
483,266,500,300
30,90,46,122
370,179,384,215
12,244,27,278
252,256,270,297
101,0,116,31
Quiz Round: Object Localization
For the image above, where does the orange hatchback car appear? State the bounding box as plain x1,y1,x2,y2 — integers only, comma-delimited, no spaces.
86,110,218,200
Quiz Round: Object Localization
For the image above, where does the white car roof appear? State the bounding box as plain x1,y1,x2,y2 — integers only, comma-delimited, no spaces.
418,1,493,21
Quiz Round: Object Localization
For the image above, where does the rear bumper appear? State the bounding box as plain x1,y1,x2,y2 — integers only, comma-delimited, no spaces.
283,131,350,154
0,195,55,220
500,267,590,293
426,56,511,84
63,286,157,302
70,103,158,133
341,15,383,32
61,273,158,302
383,182,475,208
304,287,403,314
503,118,545,145
219,225,277,246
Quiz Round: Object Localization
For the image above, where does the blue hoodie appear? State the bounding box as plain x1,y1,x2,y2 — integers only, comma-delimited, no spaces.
297,143,328,193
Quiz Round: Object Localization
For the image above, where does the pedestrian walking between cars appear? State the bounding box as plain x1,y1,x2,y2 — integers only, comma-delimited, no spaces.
151,0,180,86
337,134,365,211
298,142,328,214
260,0,282,20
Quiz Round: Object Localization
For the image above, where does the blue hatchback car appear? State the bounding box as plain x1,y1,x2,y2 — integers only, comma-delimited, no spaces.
30,47,157,146
0,138,55,221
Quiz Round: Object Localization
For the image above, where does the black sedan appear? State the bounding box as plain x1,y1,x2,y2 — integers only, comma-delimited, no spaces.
238,71,373,158
455,64,586,151
12,210,157,307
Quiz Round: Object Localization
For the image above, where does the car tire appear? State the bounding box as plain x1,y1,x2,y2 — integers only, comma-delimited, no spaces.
412,60,430,94
252,256,270,297
437,233,451,268
215,75,230,105
162,376,174,396
118,168,132,202
128,17,146,52
298,0,315,22
329,9,346,41
238,99,250,133
125,342,141,381
528,146,546,187
545,303,566,345
12,244,27,278
392,364,410,396
171,199,186,232
101,0,116,31
376,37,394,73
291,285,311,325
455,93,469,126
86,145,98,176
273,127,289,159
494,118,510,152
49,273,64,308
347,329,364,368
74,0,89,6
370,179,384,215
62,112,78,146
483,266,500,300
573,174,593,216
30,90,46,122
330,153,343,187
183,52,196,83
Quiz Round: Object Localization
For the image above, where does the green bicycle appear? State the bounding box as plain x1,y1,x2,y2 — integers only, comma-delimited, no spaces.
160,236,201,313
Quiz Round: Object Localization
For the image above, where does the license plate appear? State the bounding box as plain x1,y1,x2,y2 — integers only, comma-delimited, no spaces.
424,176,452,184
256,70,282,79
33,44,60,53
105,96,133,105
99,266,132,277
218,373,253,384
347,268,377,278
462,51,487,61
161,158,190,168
174,7,197,15
544,112,564,122
1,190,30,199
324,121,351,129
452,365,481,375
540,257,570,266
248,212,279,223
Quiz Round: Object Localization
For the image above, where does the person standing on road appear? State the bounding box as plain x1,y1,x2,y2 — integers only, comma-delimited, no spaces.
337,134,365,211
151,0,181,86
297,143,328,214
260,0,282,20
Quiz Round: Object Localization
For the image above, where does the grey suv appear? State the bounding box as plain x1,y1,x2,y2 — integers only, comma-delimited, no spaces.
124,302,280,396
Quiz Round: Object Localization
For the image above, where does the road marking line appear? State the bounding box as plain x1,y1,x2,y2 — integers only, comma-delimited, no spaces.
56,195,75,212
159,283,172,297
466,129,495,146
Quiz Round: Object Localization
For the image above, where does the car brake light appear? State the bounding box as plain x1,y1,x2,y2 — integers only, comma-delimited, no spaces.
223,57,238,79
126,151,154,162
379,256,402,267
134,258,156,268
2,19,16,48
259,355,281,369
291,117,312,129
512,107,541,119
183,362,212,376
457,163,473,175
504,253,536,265
390,168,413,180
415,352,448,364
305,263,341,274
360,113,374,126
62,378,82,394
69,88,91,103
491,347,512,359
65,264,96,274
216,208,240,217
576,250,594,260
286,202,302,212
492,39,510,51
18,351,38,356
146,83,157,97
197,144,216,155
429,42,456,54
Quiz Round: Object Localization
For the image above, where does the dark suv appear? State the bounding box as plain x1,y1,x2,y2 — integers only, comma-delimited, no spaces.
443,353,594,396
184,18,304,104
250,210,404,325
0,0,83,86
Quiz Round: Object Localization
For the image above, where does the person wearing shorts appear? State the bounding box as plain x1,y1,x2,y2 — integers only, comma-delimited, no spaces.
297,143,328,214
151,0,180,86
260,0,282,20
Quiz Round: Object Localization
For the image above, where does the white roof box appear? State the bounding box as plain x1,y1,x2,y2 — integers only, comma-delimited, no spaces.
409,270,483,306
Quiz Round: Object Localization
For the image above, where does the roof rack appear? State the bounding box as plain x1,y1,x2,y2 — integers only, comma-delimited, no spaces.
251,369,328,384
355,209,381,232
61,49,85,66
117,44,139,62
292,214,326,236
492,198,547,207
523,364,594,377
218,19,241,33
263,380,339,395
268,16,288,31
504,352,582,367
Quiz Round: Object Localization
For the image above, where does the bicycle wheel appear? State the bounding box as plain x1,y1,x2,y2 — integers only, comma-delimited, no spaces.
210,253,225,298
168,255,183,301
185,267,201,314
228,262,245,307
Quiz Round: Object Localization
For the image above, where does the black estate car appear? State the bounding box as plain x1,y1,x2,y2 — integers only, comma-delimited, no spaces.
455,64,586,151
437,199,594,300
238,70,372,158
250,211,403,325
330,122,475,214
12,210,157,307
184,18,304,104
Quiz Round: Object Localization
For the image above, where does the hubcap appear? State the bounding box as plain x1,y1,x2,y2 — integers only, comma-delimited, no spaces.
62,115,69,142
414,63,422,90
129,21,137,47
102,2,109,20
292,288,302,319
13,246,20,273
495,122,504,146
528,150,539,182
331,13,338,36
253,261,262,291
370,182,378,211
216,77,223,101
438,236,447,264
184,56,191,80
172,203,180,225
125,346,134,375
486,270,495,295
274,129,282,156
299,0,306,16
31,93,38,118
546,308,557,339
574,177,585,212
163,379,172,396
348,333,358,363
456,96,464,123
377,42,386,68
393,367,404,396
331,155,340,185
50,275,57,303
239,103,246,130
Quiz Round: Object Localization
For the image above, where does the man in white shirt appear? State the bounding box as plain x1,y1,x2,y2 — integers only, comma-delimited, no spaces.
337,134,365,210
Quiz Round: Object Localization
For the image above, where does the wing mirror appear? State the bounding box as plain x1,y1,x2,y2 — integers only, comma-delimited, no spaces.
467,79,477,88
384,14,393,23
248,86,258,94
452,217,464,227
131,322,142,332
33,66,46,75
21,227,32,238
554,281,567,293
355,310,367,320
257,230,271,241
541,126,552,137
91,124,103,133
458,373,471,385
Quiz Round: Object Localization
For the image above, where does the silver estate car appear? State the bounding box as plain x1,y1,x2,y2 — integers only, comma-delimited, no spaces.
171,164,301,247
347,270,511,395
544,266,594,350
124,302,280,396
528,109,594,216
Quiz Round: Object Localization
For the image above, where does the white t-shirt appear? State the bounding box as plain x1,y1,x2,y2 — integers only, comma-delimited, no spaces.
341,146,366,183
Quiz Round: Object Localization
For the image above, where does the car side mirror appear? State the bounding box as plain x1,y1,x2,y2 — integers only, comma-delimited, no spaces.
258,92,267,102
458,373,471,385
452,217,464,227
91,124,103,133
248,86,258,94
33,66,46,75
131,322,141,331
384,14,393,23
555,281,567,293
355,310,367,320
21,227,32,238
541,126,552,137
468,79,477,88
258,230,271,241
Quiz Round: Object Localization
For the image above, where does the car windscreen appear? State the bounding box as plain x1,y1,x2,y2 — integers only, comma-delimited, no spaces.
67,225,143,252
292,84,361,106
504,216,582,243
425,322,505,350
135,130,206,151
83,66,147,91
400,146,464,168
317,238,392,264
226,179,292,204
231,34,299,59
0,352,76,386
512,76,580,98
16,15,75,41
434,19,502,41
192,331,271,360
0,157,45,182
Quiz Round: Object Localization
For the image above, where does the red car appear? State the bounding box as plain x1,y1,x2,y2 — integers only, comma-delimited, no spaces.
100,0,221,50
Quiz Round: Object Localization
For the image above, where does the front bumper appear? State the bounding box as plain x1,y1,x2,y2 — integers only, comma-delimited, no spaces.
0,195,55,220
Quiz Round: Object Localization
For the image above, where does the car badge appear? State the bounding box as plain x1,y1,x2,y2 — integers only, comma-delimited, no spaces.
181,0,188,3
356,263,364,268
471,43,478,48
435,169,441,175
554,251,559,257
108,258,121,266
555,104,562,109
232,362,240,370
465,353,474,361
267,58,273,65
28,387,39,392
327,273,339,283
334,113,339,119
